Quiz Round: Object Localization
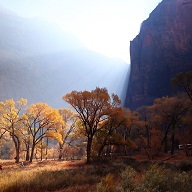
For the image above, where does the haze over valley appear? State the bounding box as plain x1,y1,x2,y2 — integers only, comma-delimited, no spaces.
0,5,129,108
0,0,163,108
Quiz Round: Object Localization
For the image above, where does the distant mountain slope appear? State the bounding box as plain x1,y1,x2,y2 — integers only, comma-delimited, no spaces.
0,6,129,108
125,0,192,109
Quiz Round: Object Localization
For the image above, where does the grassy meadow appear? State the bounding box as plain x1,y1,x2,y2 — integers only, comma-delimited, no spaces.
0,155,192,192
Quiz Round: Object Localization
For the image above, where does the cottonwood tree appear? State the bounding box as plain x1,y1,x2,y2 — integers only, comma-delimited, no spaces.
0,127,6,140
0,128,12,159
94,105,126,158
172,71,192,102
177,102,192,155
105,108,139,157
149,96,189,155
0,127,7,152
121,108,140,141
0,98,27,163
136,106,161,159
19,123,32,161
22,102,64,162
172,71,192,152
63,87,122,163
137,106,152,147
58,108,77,160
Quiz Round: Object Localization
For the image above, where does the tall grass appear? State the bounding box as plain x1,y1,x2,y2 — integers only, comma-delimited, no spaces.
0,168,99,192
0,160,126,192
1,160,192,192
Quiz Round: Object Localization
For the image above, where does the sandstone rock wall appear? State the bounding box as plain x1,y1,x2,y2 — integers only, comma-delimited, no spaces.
126,0,192,109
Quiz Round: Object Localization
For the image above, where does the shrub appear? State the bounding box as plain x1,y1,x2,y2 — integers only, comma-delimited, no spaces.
120,166,137,192
171,171,192,192
96,173,118,192
176,161,192,171
135,164,192,192
139,164,172,192
97,166,137,192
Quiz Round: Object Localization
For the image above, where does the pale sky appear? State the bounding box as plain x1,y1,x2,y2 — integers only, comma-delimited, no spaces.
0,0,162,63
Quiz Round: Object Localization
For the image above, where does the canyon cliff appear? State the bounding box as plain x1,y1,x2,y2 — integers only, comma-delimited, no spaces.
125,0,192,109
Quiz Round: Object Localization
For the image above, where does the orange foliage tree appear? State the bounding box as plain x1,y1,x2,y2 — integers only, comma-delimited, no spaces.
22,102,64,162
94,105,126,158
63,87,122,163
58,108,78,160
0,98,27,163
149,96,189,155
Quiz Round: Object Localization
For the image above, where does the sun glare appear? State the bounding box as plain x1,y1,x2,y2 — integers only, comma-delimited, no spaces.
46,9,133,63
75,21,130,63
0,0,162,63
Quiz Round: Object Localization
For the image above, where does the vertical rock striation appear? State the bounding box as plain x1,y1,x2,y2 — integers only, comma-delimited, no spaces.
126,0,192,109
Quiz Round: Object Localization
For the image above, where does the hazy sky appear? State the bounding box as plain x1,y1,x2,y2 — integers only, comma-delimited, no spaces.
0,0,162,63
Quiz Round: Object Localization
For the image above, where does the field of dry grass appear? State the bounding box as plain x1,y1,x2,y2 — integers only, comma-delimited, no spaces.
0,153,192,192
0,159,99,192
0,159,86,172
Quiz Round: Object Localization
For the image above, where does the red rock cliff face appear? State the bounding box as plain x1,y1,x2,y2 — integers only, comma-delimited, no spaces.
125,0,192,109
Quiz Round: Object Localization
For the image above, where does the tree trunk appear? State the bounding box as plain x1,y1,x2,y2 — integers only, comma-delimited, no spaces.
12,135,20,163
164,136,168,153
86,136,93,164
45,137,48,160
98,137,108,158
144,148,151,160
145,124,150,147
58,143,63,160
25,145,30,161
30,143,35,163
98,144,105,158
15,147,20,163
171,127,175,155
40,129,43,161
160,125,170,152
